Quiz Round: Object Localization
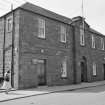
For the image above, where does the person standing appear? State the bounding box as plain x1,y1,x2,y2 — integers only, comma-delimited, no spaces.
1,70,12,94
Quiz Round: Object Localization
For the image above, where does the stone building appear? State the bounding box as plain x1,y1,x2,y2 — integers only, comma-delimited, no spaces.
72,16,105,84
0,3,105,89
0,3,74,89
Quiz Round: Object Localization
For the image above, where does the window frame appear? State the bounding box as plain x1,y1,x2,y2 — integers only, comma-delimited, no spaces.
6,16,13,32
101,37,104,50
92,35,95,48
38,18,45,39
80,25,85,46
60,25,67,43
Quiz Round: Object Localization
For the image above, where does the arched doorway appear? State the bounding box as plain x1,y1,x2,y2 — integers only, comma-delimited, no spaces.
80,56,87,82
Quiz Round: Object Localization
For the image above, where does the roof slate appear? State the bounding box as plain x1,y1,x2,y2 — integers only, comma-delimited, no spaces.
90,28,104,36
72,16,105,36
20,2,72,24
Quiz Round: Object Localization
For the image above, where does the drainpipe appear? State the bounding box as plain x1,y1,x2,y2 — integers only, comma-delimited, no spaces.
72,25,77,84
3,16,6,77
11,4,15,88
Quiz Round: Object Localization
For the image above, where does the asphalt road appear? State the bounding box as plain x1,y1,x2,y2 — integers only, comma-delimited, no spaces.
1,85,105,105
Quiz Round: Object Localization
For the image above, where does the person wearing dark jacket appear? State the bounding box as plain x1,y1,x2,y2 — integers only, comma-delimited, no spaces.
1,70,12,94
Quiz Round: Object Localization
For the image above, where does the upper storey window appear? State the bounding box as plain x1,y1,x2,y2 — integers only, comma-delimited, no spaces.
80,25,85,46
92,35,95,48
93,62,97,76
6,16,12,32
60,25,66,43
100,37,104,50
38,18,45,38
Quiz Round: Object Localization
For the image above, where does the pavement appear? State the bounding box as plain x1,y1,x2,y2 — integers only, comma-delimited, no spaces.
0,80,105,102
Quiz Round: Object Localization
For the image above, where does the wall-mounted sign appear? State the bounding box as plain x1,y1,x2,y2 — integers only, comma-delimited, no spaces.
32,59,44,64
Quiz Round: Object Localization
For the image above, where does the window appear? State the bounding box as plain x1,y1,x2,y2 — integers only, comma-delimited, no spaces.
93,62,97,76
101,38,104,50
7,17,12,32
61,57,67,78
38,18,45,38
60,25,66,43
92,35,95,48
80,25,85,46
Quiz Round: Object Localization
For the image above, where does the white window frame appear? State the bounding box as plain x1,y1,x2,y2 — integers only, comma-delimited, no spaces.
38,18,45,38
61,57,67,78
93,62,97,76
92,35,95,48
80,25,85,46
60,25,66,43
6,16,12,32
101,37,104,50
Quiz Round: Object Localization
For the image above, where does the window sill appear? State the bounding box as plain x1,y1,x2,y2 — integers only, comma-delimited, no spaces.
61,77,67,79
91,48,105,52
60,41,67,44
37,36,46,40
80,44,85,47
100,49,105,51
6,30,12,33
92,75,97,77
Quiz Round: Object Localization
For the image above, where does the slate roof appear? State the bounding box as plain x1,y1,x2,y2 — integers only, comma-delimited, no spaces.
19,2,72,24
90,28,104,36
0,2,104,36
72,16,105,36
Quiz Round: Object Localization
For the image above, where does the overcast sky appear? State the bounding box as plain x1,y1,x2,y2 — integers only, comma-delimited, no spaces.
0,0,105,35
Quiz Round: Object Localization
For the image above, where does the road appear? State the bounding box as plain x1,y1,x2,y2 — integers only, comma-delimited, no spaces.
1,85,105,105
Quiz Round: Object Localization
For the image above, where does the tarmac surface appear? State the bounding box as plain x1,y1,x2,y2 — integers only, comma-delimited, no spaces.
0,80,105,102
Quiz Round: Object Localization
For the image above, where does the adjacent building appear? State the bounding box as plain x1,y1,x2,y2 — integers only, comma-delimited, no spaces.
0,3,105,89
72,16,105,83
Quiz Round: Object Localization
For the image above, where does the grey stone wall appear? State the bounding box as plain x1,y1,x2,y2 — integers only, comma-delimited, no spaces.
73,19,105,83
18,9,74,89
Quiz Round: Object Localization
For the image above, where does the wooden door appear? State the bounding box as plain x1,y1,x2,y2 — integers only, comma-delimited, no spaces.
81,61,87,82
37,60,46,85
103,64,105,80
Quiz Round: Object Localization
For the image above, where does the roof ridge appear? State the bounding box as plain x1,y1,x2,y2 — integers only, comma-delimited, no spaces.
20,2,72,24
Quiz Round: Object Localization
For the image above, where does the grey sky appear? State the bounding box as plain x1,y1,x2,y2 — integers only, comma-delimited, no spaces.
0,0,105,35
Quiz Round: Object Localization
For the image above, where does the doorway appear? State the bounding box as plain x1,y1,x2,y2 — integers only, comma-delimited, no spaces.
80,56,87,82
37,59,46,85
103,64,105,80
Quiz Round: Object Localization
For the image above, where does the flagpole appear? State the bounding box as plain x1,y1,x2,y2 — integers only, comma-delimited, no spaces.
11,3,13,11
82,0,84,18
82,0,85,38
